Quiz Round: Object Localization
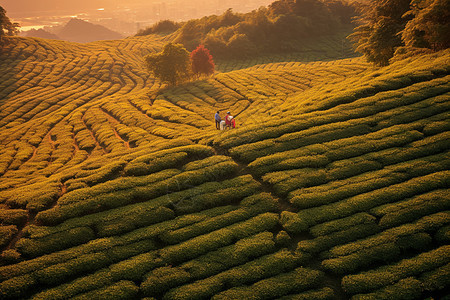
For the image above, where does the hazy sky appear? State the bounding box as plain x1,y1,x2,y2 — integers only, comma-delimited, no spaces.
2,0,273,35
1,0,272,15
1,0,117,13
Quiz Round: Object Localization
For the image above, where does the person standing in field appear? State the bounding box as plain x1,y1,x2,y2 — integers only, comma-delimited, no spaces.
225,111,235,129
215,111,221,130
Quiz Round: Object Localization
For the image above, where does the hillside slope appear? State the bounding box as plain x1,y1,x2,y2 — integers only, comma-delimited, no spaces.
0,35,449,299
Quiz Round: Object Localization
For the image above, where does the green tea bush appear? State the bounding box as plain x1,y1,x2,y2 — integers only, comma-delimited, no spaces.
422,120,450,136
264,169,328,196
276,230,291,247
160,213,279,264
0,249,21,265
141,232,277,297
420,262,450,292
322,242,401,275
0,231,157,283
33,177,252,238
30,269,114,300
266,135,447,201
164,250,306,300
141,266,191,297
350,277,423,300
30,239,155,289
373,189,450,228
294,170,450,230
229,123,371,163
33,252,113,285
95,206,174,237
370,133,450,167
172,175,261,215
325,130,423,162
310,213,376,237
289,169,401,209
298,222,380,254
0,225,17,248
395,232,432,251
279,287,335,300
0,274,36,299
161,193,277,244
124,152,187,176
71,280,139,300
341,245,450,294
109,251,163,282
182,155,231,171
65,160,126,190
249,144,328,177
55,169,180,207
0,208,28,226
328,211,449,259
124,144,214,176
37,159,239,225
435,225,450,244
16,227,96,258
280,211,308,233
2,181,61,212
212,267,323,299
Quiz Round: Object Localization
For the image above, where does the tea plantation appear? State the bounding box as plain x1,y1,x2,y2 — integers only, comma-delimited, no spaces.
0,33,449,299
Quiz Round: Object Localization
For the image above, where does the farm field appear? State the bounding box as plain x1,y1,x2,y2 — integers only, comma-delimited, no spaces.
0,32,449,299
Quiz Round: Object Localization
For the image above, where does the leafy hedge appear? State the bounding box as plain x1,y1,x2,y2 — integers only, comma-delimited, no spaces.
141,232,276,297
341,245,450,295
213,267,324,299
163,249,308,300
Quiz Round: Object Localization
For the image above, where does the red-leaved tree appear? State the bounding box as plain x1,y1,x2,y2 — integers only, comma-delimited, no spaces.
191,45,215,77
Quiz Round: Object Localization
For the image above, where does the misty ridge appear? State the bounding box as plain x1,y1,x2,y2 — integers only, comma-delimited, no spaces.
23,19,124,43
8,0,273,40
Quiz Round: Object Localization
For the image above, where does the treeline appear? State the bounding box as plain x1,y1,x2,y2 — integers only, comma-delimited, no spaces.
138,0,355,59
349,0,450,66
0,6,20,46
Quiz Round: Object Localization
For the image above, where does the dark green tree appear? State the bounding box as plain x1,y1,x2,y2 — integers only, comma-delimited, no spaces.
0,6,20,45
348,0,411,66
402,0,450,50
145,43,192,86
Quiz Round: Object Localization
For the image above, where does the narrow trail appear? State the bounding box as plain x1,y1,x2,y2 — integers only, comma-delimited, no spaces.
210,143,348,299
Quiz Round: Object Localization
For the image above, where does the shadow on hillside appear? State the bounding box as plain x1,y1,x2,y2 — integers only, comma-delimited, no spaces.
215,36,359,72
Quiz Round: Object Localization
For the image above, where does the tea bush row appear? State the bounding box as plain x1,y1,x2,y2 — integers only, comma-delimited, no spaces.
286,170,450,232
212,267,324,299
289,150,449,208
141,232,277,297
36,157,239,225
163,249,307,300
321,212,449,275
20,177,262,256
342,245,450,294
29,174,258,240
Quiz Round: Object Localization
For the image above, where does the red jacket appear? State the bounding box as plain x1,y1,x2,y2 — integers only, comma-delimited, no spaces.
225,115,233,126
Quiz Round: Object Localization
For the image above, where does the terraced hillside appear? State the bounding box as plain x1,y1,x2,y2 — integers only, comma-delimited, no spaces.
0,34,449,300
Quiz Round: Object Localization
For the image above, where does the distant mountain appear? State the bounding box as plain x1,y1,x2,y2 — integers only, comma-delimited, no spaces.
57,18,123,43
23,28,61,40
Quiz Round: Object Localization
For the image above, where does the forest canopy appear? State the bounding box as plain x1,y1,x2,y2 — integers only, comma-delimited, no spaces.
349,0,450,66
138,0,356,59
0,6,20,46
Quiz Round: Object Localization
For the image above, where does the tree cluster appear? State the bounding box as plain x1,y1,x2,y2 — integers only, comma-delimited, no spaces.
136,20,181,36
349,0,450,66
0,6,20,46
145,43,215,86
139,0,355,59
